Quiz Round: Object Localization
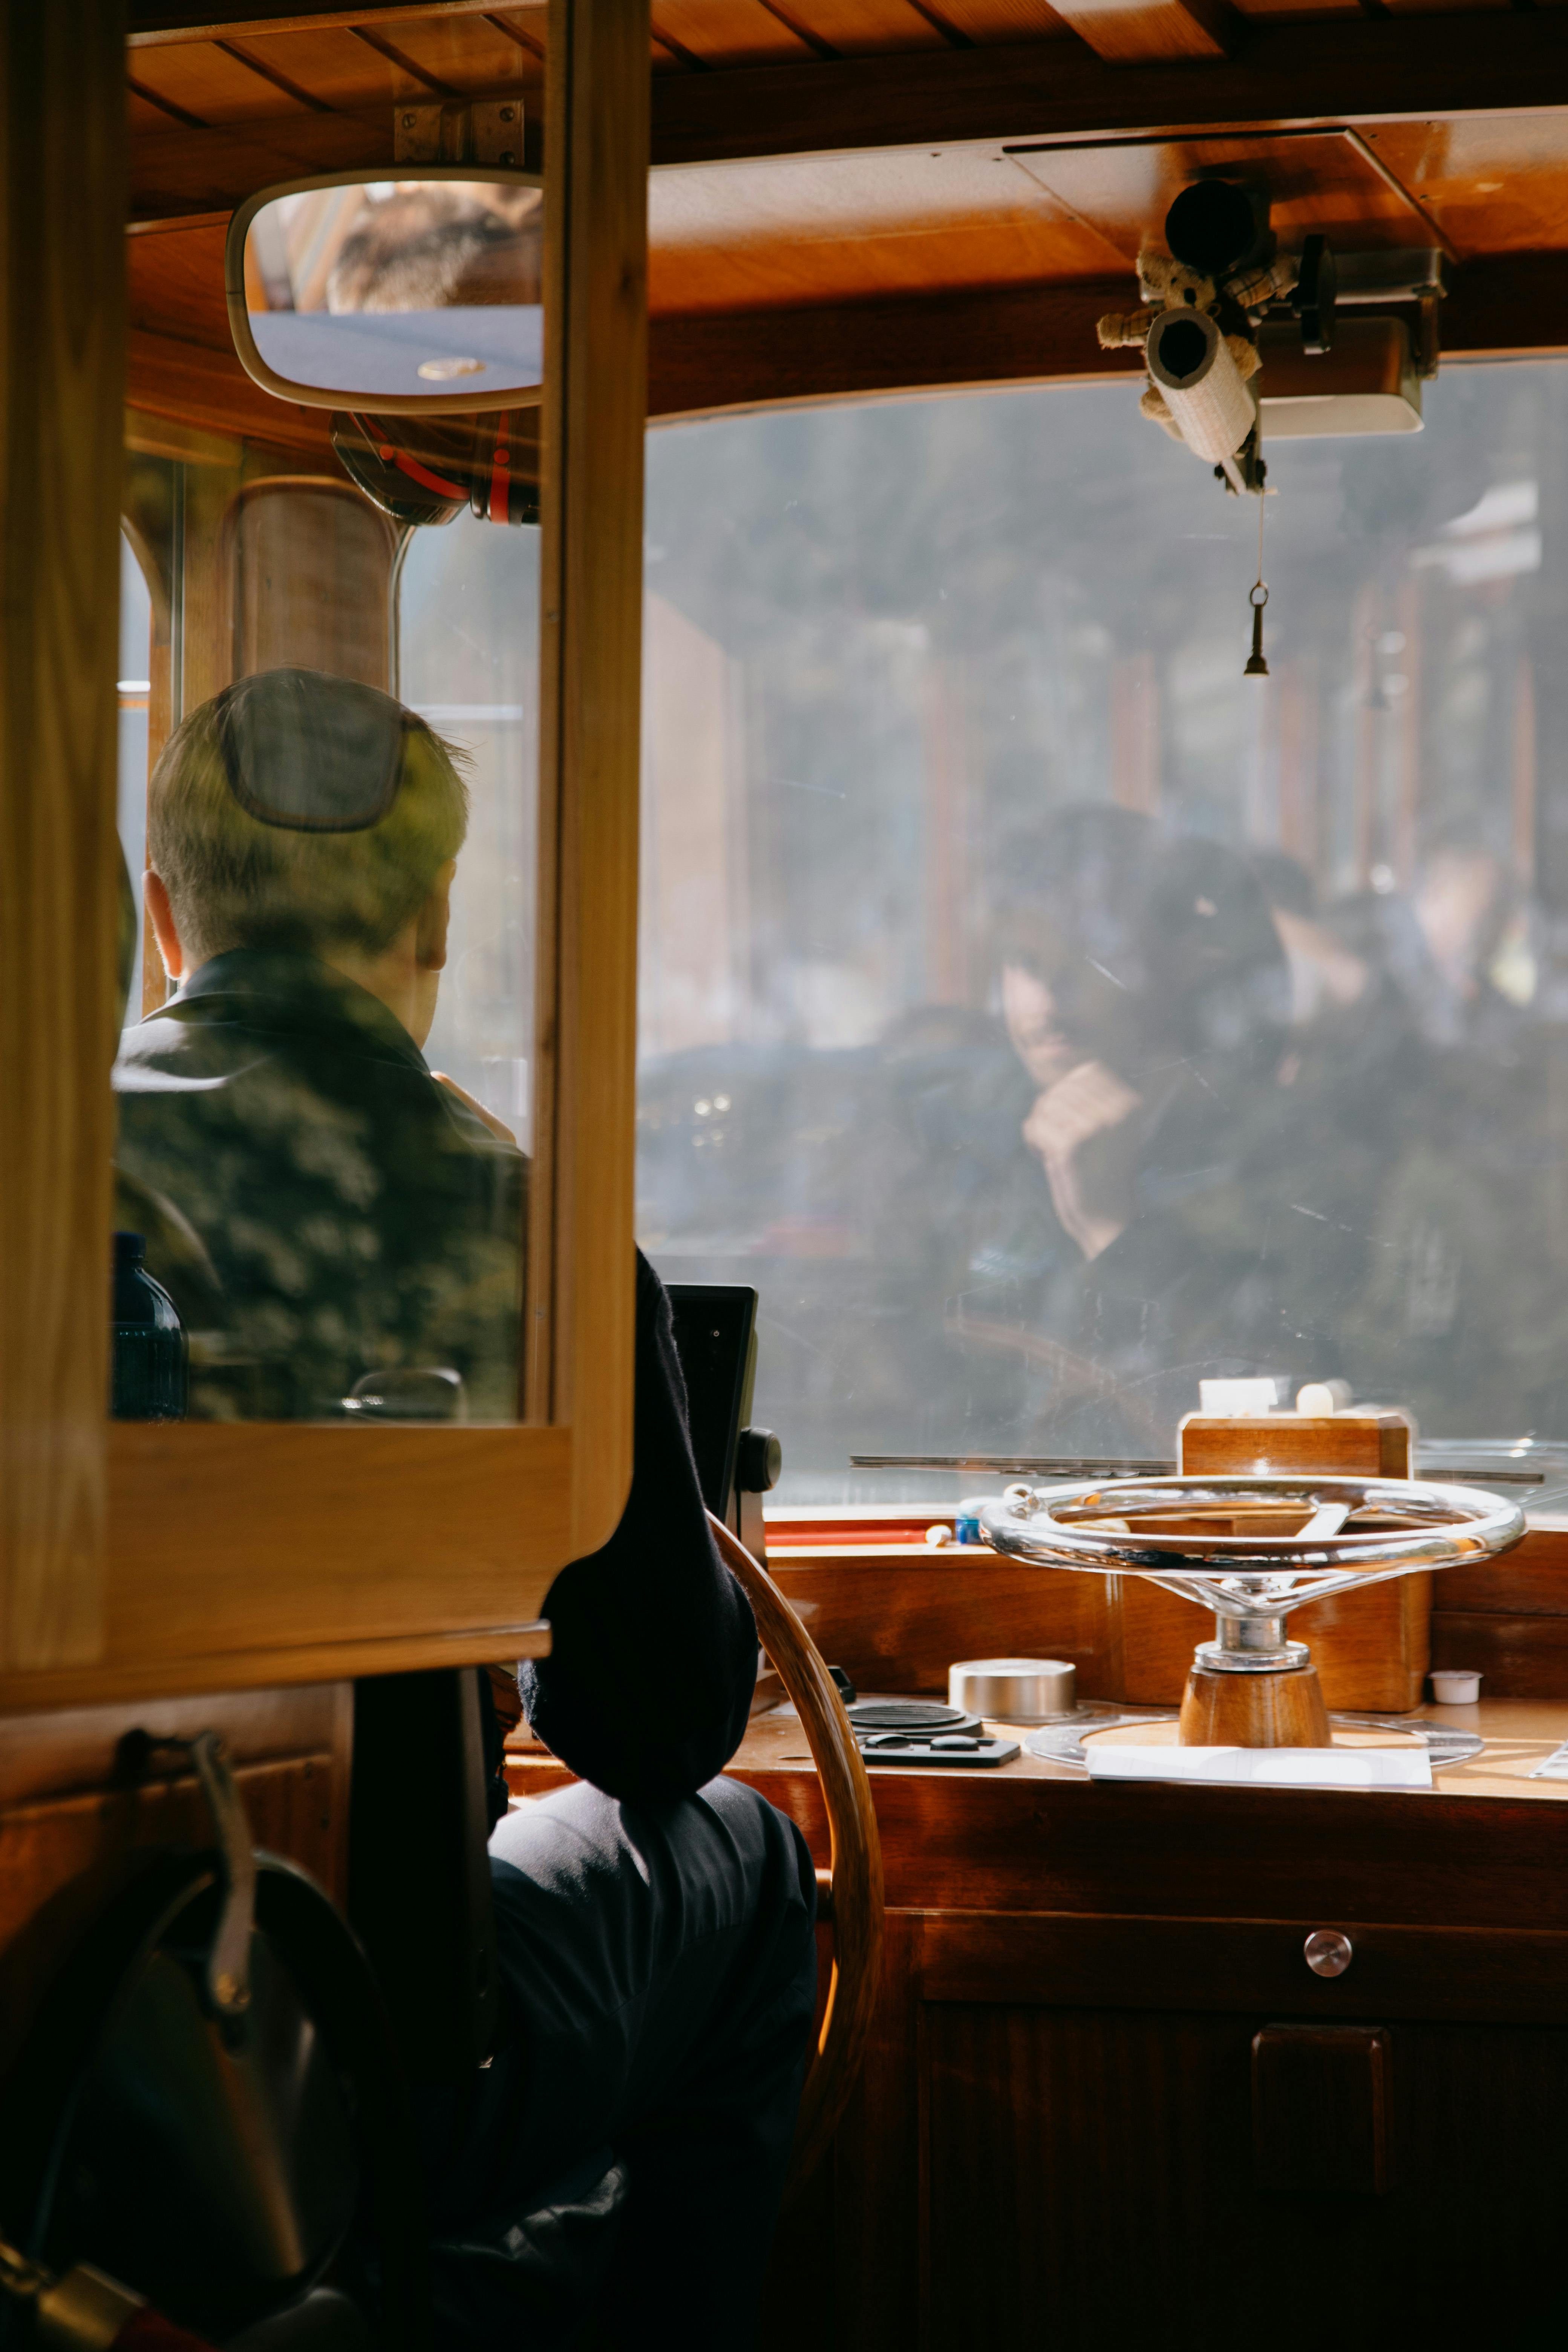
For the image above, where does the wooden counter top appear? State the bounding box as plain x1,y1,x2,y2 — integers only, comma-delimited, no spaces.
506,1698,1568,1934
730,1695,1568,1803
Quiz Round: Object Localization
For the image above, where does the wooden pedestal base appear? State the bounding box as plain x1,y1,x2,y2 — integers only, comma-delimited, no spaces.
1178,1663,1331,1747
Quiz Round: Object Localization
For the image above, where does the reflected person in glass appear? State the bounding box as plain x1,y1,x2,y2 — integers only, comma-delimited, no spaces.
115,666,523,1421
989,805,1309,1451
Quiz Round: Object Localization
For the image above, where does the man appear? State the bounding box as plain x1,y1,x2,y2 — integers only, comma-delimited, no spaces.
115,667,817,2349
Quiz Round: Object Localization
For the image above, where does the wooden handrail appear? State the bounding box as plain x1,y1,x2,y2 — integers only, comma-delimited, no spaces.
707,1511,885,2191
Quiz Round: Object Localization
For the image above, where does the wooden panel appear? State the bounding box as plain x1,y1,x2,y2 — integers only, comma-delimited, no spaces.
1049,0,1233,62
648,279,1138,415
0,1682,347,1808
367,12,538,88
1010,129,1431,273
1441,1528,1568,1614
491,8,548,63
770,0,954,52
1365,118,1568,262
1431,1610,1568,1701
833,1910,922,2347
130,112,390,227
1122,1570,1430,1710
128,0,541,31
129,220,231,349
534,0,649,1550
917,1909,1568,2026
1180,1409,1412,1479
920,2001,1568,2344
928,0,1072,33
0,1747,349,2082
735,1755,1568,1925
129,329,337,457
131,38,317,122
0,7,124,1672
1252,2023,1389,2194
761,1545,1427,1707
106,1423,567,1669
646,245,1568,423
649,148,1129,315
128,83,191,135
769,1552,1120,1696
646,20,1568,171
651,1,816,64
222,25,444,106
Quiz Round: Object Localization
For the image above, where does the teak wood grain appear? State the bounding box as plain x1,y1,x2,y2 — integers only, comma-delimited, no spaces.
0,1680,353,2071
1048,0,1234,61
531,0,648,1554
0,5,127,1674
765,1548,1432,1709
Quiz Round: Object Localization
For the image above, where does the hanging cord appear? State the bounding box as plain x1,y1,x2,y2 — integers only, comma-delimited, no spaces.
1245,475,1269,679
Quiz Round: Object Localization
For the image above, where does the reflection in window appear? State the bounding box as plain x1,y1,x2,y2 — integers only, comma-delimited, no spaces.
398,510,539,1151
113,460,535,1425
637,367,1568,1499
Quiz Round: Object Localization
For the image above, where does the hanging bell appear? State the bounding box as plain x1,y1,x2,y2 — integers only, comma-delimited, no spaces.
1244,582,1269,679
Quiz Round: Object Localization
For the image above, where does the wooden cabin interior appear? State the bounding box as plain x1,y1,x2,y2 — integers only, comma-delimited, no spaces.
3,2,1568,2347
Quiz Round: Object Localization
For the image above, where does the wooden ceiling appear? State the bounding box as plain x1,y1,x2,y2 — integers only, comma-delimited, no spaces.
127,1,1568,446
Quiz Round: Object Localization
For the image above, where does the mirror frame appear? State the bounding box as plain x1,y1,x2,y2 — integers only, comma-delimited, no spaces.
225,165,546,416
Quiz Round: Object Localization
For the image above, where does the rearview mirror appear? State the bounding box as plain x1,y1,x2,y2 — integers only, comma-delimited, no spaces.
225,169,544,413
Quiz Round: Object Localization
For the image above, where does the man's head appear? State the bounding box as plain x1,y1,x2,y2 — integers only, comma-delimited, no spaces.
146,668,469,1043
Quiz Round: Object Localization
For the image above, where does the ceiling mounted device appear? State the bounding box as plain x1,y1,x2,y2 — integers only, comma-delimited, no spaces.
225,164,543,416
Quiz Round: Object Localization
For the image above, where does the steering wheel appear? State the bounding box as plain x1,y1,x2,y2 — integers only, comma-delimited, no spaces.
981,1473,1525,1612
707,1511,885,2191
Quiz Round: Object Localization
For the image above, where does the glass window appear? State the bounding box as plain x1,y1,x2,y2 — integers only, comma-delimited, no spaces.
112,436,537,1427
637,364,1568,1501
116,532,153,1022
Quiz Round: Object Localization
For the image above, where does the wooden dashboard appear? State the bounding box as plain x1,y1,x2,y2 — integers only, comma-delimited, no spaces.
511,1694,1568,2347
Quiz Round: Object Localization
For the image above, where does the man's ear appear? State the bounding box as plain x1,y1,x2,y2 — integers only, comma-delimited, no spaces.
415,859,456,974
144,869,185,982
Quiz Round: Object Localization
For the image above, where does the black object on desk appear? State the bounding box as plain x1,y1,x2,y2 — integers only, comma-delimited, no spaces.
665,1283,759,1521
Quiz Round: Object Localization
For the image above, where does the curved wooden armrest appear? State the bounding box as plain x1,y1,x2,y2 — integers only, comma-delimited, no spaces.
707,1511,885,2191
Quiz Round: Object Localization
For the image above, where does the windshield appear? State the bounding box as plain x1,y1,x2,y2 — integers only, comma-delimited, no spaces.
637,361,1568,1504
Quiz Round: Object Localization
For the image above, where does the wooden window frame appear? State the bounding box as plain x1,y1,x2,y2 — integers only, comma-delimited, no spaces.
0,0,649,1706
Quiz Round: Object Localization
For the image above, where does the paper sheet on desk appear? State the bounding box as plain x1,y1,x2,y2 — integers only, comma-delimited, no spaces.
1084,1745,1432,1790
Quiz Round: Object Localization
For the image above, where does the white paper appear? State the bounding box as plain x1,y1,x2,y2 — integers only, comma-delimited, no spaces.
1083,1744,1432,1790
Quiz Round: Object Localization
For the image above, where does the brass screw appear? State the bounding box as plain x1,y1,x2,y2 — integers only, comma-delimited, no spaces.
401,112,417,129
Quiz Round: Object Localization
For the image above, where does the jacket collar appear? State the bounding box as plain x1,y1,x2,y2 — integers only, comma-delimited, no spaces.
152,949,431,1073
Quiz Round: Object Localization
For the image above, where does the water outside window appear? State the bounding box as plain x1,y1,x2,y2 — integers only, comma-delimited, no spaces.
636,363,1568,1502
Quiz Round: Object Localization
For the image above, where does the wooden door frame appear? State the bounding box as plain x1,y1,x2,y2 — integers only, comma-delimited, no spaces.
0,0,649,1709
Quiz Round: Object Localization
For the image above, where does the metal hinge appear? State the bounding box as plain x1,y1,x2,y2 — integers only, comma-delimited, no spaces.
394,99,526,168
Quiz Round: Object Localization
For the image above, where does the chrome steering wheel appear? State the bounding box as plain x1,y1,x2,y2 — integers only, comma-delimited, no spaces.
982,1475,1525,1673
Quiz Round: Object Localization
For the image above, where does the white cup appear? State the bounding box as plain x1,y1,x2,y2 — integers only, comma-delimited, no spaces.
1429,1669,1482,1705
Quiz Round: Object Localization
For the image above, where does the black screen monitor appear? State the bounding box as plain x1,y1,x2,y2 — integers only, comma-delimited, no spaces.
665,1283,758,1521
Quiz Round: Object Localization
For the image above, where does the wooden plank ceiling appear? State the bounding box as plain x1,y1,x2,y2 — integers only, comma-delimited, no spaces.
126,0,1568,441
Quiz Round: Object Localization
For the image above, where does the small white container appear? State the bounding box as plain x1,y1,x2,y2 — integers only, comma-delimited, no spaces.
1429,1669,1482,1705
948,1657,1076,1723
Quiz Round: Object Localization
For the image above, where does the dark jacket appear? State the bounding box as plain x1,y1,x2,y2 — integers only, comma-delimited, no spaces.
113,951,756,1801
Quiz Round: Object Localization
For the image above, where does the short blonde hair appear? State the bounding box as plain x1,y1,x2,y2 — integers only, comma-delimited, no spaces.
149,669,469,966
